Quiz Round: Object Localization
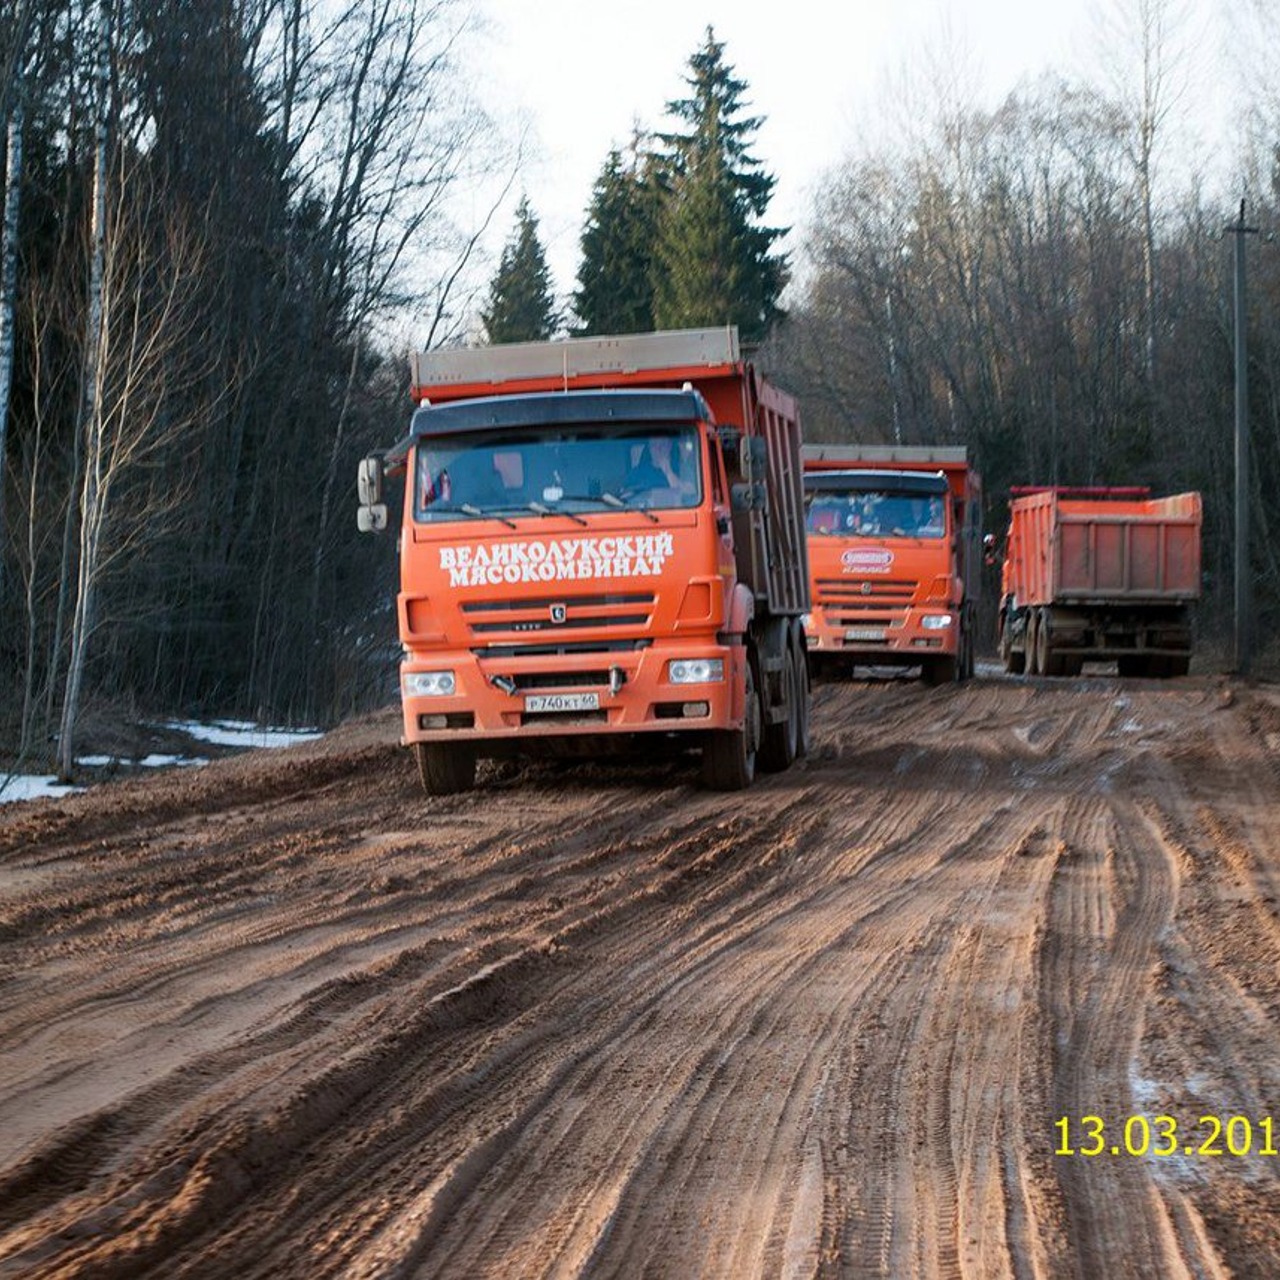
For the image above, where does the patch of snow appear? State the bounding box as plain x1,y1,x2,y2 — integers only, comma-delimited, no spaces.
2,719,322,806
159,719,323,749
0,775,84,804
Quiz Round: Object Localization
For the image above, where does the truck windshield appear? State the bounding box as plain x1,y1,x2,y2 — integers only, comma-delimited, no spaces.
413,423,702,523
806,489,947,539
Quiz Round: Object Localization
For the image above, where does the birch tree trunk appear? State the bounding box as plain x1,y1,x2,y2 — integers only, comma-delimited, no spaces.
0,78,24,614
56,0,110,782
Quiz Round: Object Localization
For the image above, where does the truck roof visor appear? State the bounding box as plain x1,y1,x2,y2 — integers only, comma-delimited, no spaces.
804,469,948,496
408,389,709,439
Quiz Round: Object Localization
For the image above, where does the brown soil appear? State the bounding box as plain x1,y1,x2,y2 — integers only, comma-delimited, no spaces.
2,670,1279,1278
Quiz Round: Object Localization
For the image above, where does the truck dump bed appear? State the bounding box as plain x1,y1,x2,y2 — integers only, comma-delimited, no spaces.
1006,489,1202,607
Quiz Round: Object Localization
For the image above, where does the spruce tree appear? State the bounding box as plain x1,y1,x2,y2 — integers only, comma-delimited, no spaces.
573,139,663,335
482,197,557,343
651,27,787,342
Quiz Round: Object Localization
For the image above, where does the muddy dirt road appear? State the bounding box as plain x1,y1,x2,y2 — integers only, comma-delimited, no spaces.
2,671,1279,1278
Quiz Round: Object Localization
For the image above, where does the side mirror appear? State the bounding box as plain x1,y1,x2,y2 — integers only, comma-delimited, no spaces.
357,504,388,533
740,435,767,482
357,455,388,533
358,455,384,505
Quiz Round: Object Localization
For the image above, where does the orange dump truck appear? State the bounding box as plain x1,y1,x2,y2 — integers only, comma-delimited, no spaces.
801,446,982,684
997,487,1202,677
357,327,811,793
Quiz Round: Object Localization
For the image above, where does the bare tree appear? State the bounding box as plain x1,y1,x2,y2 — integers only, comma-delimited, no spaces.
0,0,35,615
57,166,205,780
1094,0,1194,402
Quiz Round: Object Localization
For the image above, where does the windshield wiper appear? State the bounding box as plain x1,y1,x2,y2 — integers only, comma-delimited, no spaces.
527,501,589,527
600,492,660,524
459,502,517,530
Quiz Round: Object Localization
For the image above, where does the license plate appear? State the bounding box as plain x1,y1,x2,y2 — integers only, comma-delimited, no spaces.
524,692,600,713
845,627,886,642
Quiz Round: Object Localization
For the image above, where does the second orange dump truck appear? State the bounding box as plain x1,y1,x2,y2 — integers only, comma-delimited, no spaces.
801,446,983,684
997,487,1202,677
357,327,811,794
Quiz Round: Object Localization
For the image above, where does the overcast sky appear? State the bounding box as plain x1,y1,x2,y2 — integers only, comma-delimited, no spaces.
464,0,1237,316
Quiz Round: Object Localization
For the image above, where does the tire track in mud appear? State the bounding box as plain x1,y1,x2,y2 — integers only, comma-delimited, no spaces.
1,675,1278,1278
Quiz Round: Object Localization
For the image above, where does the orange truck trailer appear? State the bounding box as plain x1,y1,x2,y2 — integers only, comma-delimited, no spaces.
801,446,983,684
356,327,811,794
997,487,1202,677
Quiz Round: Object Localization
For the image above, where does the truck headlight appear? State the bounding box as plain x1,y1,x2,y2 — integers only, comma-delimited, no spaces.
921,614,953,631
668,658,725,684
403,670,456,697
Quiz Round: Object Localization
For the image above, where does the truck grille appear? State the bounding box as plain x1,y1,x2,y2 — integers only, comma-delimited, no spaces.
815,577,916,607
462,592,656,650
815,577,915,628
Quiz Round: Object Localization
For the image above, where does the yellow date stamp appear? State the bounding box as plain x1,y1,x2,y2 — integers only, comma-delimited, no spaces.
1055,1115,1277,1158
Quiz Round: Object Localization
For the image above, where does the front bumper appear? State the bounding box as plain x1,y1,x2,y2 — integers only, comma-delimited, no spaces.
804,606,958,659
400,642,745,745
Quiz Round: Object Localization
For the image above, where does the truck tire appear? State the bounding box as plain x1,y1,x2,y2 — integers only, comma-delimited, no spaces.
702,651,760,790
791,625,811,758
1162,655,1191,678
922,656,957,686
1034,607,1054,676
415,742,476,795
1000,612,1025,674
1024,611,1041,675
759,639,799,773
1117,655,1150,678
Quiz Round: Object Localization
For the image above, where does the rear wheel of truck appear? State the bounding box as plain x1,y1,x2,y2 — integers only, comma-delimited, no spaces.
1034,608,1055,675
1023,611,1040,675
1117,655,1150,678
702,652,760,790
759,638,800,772
415,743,476,795
791,625,811,758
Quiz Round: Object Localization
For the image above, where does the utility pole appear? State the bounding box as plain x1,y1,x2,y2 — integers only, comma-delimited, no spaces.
1227,199,1258,676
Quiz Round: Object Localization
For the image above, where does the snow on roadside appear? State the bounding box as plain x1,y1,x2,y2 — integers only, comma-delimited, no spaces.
159,720,323,749
0,775,84,803
1,721,323,806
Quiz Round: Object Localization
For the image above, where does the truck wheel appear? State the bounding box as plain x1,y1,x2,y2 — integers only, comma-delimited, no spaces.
702,653,760,790
415,743,476,795
1000,614,1025,674
1034,608,1053,676
1117,655,1149,678
759,640,799,773
1025,611,1041,675
922,656,957,686
791,626,812,758
1162,655,1191,678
